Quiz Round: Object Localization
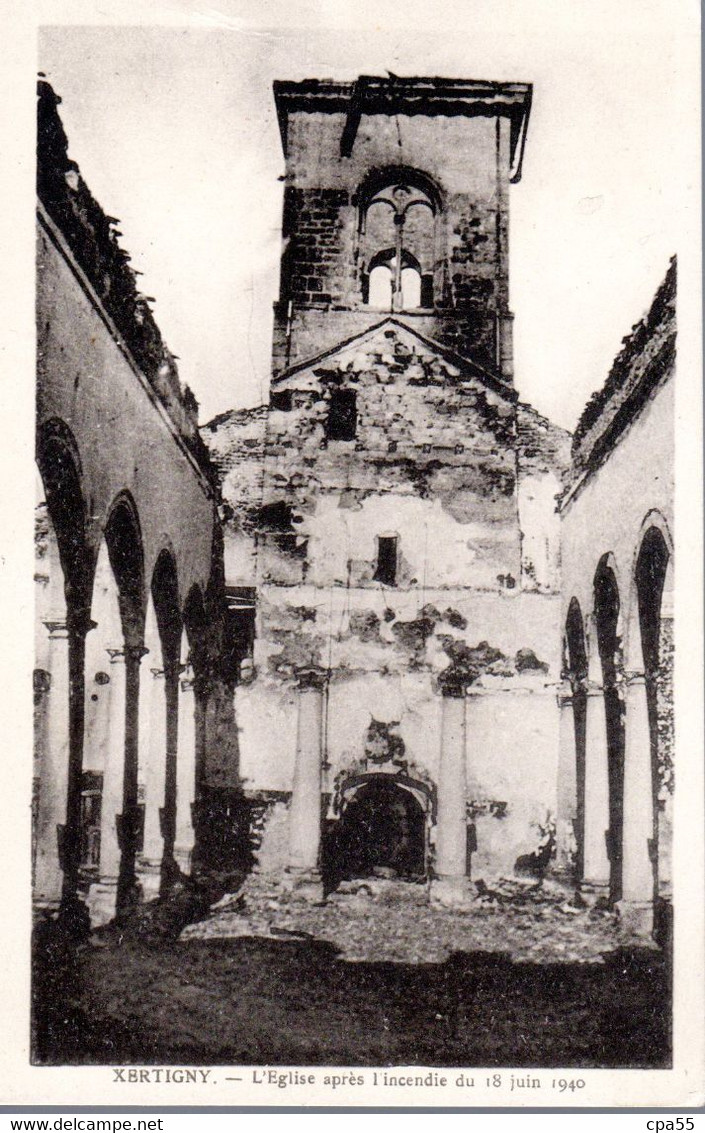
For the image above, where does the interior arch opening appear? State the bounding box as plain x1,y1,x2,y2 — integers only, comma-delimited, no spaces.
324,777,426,892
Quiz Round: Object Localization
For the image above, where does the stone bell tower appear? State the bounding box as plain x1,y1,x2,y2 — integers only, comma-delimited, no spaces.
271,76,532,381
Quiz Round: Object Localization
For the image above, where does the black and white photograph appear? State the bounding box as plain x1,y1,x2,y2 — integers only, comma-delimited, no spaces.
3,0,703,1112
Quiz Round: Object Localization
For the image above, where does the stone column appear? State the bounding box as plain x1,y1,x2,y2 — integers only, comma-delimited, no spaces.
34,619,70,907
618,670,655,936
581,679,611,901
555,681,578,873
87,647,126,926
431,685,468,907
174,666,196,874
117,644,148,912
137,667,167,899
286,670,325,898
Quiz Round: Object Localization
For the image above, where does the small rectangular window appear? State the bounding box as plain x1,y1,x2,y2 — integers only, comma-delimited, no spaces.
270,390,292,411
326,389,357,441
224,587,257,681
374,535,398,586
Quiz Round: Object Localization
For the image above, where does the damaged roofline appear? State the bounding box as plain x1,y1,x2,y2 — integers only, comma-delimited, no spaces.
273,76,533,182
202,403,268,433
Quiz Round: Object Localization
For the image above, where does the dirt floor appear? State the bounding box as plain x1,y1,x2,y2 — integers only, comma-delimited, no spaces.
32,874,671,1068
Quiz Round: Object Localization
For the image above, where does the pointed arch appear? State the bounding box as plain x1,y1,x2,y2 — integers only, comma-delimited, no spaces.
150,547,182,669
565,597,588,681
36,418,90,622
632,512,674,908
103,491,145,648
357,166,439,310
564,598,588,880
35,422,90,907
593,554,624,902
183,583,207,663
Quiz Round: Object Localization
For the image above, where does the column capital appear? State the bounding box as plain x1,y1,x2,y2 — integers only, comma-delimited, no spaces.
43,618,69,640
70,611,98,638
623,669,647,687
585,679,604,697
438,671,469,699
295,667,328,692
125,644,149,663
150,667,167,679
106,646,125,663
556,679,573,707
180,667,196,694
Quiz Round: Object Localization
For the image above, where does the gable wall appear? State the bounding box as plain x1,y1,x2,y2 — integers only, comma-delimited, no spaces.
264,326,521,590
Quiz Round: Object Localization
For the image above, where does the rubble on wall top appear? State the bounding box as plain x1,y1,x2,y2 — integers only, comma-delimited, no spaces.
570,257,676,475
202,403,269,435
36,79,213,479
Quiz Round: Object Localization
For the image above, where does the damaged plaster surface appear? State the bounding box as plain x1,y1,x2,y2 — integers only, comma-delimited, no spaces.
204,317,571,884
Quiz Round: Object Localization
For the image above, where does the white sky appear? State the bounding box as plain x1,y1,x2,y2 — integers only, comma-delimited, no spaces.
38,3,682,430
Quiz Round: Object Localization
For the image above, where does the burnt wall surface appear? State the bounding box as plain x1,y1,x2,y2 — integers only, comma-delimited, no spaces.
204,321,569,605
247,323,520,592
273,109,513,376
203,318,570,692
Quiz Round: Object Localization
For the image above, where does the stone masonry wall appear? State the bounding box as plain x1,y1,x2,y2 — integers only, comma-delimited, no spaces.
273,111,511,375
203,320,568,882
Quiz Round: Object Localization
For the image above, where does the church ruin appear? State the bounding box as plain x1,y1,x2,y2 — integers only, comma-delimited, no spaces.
34,73,675,941
205,77,574,904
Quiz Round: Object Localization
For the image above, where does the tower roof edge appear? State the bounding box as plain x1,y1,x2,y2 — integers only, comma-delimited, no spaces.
272,76,532,177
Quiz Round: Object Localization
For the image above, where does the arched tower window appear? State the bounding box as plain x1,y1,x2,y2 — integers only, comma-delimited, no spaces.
368,262,392,309
358,174,437,311
365,248,423,311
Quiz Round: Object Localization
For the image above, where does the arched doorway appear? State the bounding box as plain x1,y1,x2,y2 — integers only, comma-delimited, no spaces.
324,776,427,891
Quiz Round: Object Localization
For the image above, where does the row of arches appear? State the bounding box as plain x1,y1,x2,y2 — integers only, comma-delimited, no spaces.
34,420,220,925
562,512,673,932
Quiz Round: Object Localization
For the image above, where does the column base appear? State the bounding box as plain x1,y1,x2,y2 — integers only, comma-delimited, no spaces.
33,876,65,909
33,895,91,941
578,879,611,907
283,868,323,901
86,878,119,928
173,845,194,876
430,876,471,909
554,819,578,871
616,899,655,940
136,858,163,901
33,897,62,920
